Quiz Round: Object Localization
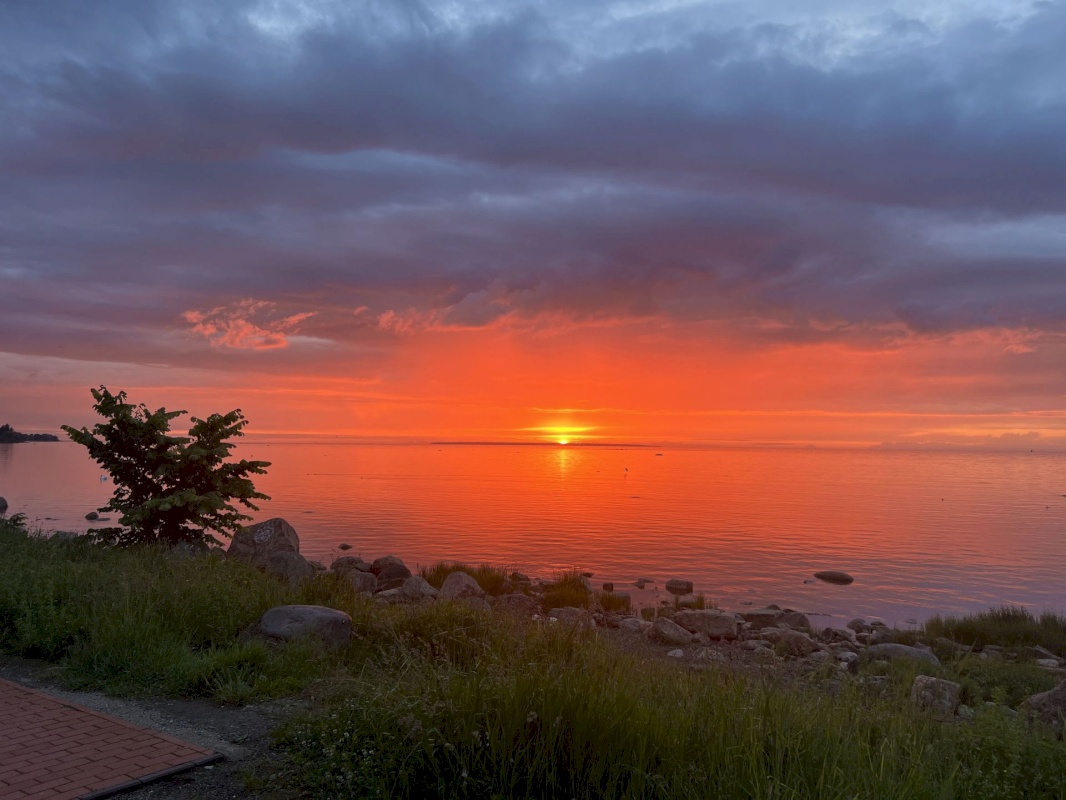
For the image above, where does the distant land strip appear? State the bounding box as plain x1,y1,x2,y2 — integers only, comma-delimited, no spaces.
0,424,59,443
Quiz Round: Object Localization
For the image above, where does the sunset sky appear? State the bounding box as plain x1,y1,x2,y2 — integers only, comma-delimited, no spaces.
2,0,1065,447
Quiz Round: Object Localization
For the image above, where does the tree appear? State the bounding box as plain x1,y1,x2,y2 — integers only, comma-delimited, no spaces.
63,387,271,547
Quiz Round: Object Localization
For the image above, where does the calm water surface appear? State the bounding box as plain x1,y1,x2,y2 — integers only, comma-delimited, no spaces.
3,441,1065,625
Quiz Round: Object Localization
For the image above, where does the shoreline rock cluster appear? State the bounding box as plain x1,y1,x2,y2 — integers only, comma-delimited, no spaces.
227,518,1066,729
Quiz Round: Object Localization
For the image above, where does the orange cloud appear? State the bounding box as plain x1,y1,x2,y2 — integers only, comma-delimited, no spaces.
183,300,316,350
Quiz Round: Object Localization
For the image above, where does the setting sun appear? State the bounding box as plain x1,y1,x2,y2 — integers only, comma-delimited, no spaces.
558,438,569,445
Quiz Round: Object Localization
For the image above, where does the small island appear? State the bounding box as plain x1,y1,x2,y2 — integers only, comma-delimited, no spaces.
0,424,60,443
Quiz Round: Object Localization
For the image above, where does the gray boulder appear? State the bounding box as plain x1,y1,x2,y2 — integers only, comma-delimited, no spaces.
779,611,812,630
85,511,99,521
331,556,371,573
400,576,439,602
742,608,784,628
618,617,651,633
376,562,413,590
647,617,694,645
370,555,407,575
1021,679,1066,731
438,571,486,602
229,518,302,563
867,643,941,666
259,605,351,649
264,551,316,586
818,627,858,646
761,628,820,657
911,676,962,716
665,579,693,596
675,610,739,640
462,596,492,613
345,570,378,594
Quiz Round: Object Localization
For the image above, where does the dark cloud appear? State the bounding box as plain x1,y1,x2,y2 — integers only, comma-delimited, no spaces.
1,0,1065,371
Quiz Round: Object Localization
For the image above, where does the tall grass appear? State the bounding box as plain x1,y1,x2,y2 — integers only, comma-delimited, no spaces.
924,606,1066,655
543,571,591,609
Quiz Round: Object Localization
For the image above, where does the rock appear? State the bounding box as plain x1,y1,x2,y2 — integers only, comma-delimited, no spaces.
806,650,833,664
647,617,694,645
374,588,405,604
1026,645,1059,660
769,629,821,657
837,651,860,665
579,575,594,592
813,571,854,585
1036,658,1061,669
1021,680,1066,731
741,608,784,629
0,496,7,514
337,543,353,550
675,610,739,640
493,593,541,618
308,560,326,571
696,648,727,663
376,562,413,590
264,551,316,586
602,582,614,593
438,571,486,602
911,675,962,716
510,571,530,583
462,596,492,613
743,639,773,650
84,511,100,521
345,570,378,594
934,637,969,657
400,576,438,602
550,607,594,627
370,555,407,576
752,646,775,662
618,617,651,633
779,611,812,630
229,518,302,565
258,605,351,650
846,618,868,633
867,643,941,666
51,530,80,541
665,579,693,596
331,556,371,573
667,649,684,659
818,627,858,646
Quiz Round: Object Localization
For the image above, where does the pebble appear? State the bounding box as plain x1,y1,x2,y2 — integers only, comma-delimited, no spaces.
667,649,684,658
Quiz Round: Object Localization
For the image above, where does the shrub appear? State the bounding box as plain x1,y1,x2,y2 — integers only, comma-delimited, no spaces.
420,562,511,596
543,571,591,610
62,386,271,547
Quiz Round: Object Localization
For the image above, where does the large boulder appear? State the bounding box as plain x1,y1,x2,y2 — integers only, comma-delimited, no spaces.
258,605,351,650
438,571,486,602
910,676,962,716
376,563,413,590
345,570,378,594
400,576,439,603
761,628,821,657
675,610,739,640
665,579,693,596
779,611,812,630
742,608,784,629
618,617,651,633
370,555,407,575
331,556,372,574
647,617,694,646
264,551,316,586
1021,679,1066,731
229,518,302,563
0,496,8,515
867,643,941,666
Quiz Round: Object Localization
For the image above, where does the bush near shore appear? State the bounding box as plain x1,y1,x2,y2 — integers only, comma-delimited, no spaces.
2,517,1066,799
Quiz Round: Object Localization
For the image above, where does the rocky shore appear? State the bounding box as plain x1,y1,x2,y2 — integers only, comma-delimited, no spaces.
227,517,1066,729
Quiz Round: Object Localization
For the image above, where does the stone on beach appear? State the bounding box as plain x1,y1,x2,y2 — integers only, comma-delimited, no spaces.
911,676,962,716
437,571,486,602
1021,679,1066,731
400,576,439,602
493,593,541,618
867,643,941,666
618,617,651,633
741,608,784,628
674,609,739,640
665,579,693,596
647,617,694,645
550,607,595,627
370,555,407,575
778,611,812,630
813,570,854,585
258,604,351,649
84,511,99,521
0,496,7,514
345,570,378,594
228,518,315,585
331,556,371,573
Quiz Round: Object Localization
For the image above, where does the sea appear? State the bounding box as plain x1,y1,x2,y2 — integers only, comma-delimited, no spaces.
3,441,1064,627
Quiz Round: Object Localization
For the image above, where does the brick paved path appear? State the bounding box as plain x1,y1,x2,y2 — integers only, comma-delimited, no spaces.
0,678,220,800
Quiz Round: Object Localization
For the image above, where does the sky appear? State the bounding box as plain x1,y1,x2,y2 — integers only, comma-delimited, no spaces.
2,0,1065,447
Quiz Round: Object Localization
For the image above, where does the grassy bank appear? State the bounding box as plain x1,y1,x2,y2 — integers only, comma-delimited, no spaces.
2,518,1065,799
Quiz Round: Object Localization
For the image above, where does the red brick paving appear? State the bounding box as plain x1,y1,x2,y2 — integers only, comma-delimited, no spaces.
0,678,220,799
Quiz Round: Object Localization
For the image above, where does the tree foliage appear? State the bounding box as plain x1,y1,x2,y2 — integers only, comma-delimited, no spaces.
63,386,271,547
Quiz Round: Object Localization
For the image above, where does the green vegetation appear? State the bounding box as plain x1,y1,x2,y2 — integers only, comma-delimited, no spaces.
3,517,1066,799
543,571,592,609
599,591,632,613
62,386,270,547
925,606,1066,655
420,561,513,596
0,423,59,443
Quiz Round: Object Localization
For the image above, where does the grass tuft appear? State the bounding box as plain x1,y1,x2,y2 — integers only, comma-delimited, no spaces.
543,571,591,610
419,561,512,596
924,606,1066,655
